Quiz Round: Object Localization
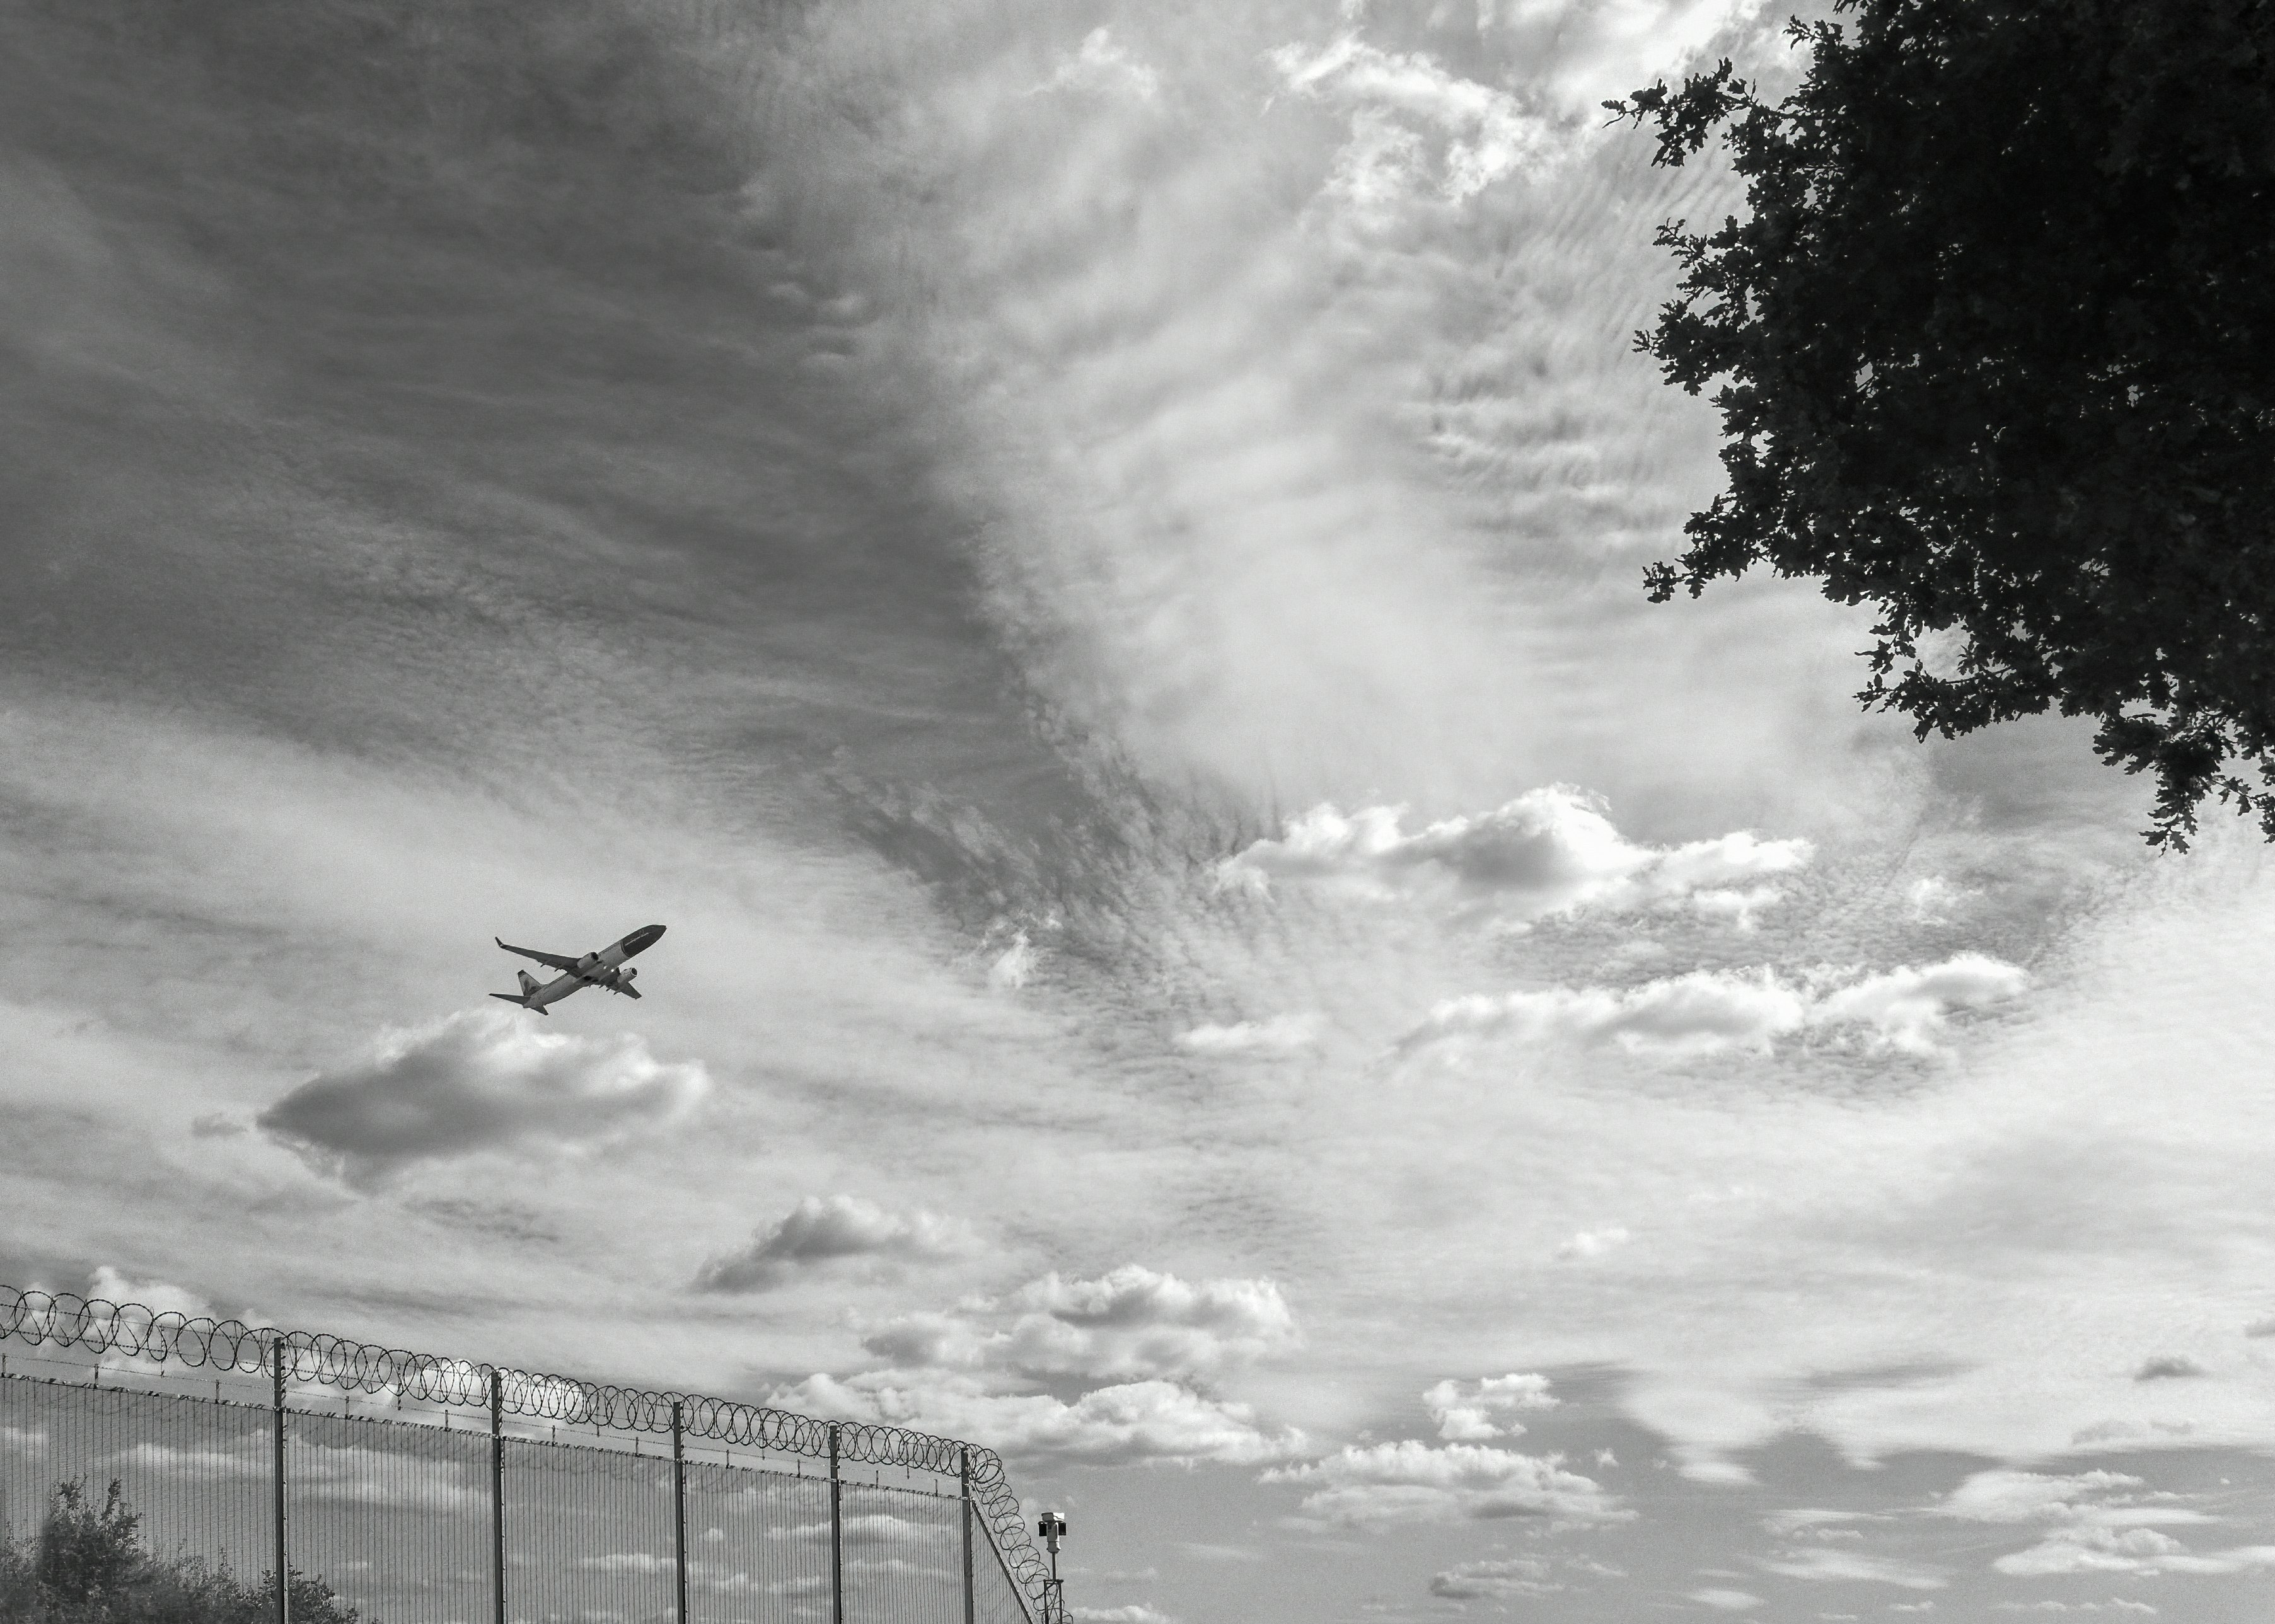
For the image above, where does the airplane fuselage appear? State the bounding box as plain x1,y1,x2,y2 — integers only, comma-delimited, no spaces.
494,924,666,1013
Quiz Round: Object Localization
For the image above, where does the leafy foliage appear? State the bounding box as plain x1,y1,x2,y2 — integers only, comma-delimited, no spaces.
0,1480,369,1624
1608,0,2275,846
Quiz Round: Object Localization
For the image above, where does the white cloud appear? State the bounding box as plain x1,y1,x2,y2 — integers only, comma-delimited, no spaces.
1687,1589,1763,1612
988,930,1038,991
1408,955,2026,1059
84,1267,212,1321
1261,1439,1626,1529
257,1008,707,1188
1807,955,2031,1055
1220,788,1810,926
1428,1556,1558,1599
1175,1012,1323,1055
1996,1530,2275,1579
862,1264,1297,1383
1928,1468,2274,1579
777,1371,1303,1467
1906,876,1976,922
1993,1604,2158,1616
1556,1226,1632,1260
1932,1470,2198,1529
1755,1549,1944,1589
1268,34,1555,205
1040,28,1161,102
1423,1372,1557,1440
1068,1610,1176,1624
693,1195,978,1293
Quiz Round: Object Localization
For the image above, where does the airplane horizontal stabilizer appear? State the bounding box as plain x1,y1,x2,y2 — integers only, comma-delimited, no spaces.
489,992,539,1012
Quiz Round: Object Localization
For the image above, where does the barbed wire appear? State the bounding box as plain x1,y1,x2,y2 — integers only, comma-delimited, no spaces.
0,1284,1051,1610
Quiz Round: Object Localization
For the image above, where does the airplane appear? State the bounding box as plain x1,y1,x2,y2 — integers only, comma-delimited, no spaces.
491,924,666,1015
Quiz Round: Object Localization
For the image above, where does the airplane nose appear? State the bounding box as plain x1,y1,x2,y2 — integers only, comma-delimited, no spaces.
629,924,666,954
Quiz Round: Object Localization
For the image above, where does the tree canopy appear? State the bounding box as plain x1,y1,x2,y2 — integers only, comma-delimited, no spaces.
1608,0,2274,847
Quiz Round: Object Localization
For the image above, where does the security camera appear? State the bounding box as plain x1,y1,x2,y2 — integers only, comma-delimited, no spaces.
1036,1512,1067,1539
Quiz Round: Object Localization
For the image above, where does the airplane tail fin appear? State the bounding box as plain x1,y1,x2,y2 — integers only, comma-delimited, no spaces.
516,970,540,995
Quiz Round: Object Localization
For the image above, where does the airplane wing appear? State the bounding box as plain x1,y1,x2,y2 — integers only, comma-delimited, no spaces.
495,938,582,972
605,979,642,999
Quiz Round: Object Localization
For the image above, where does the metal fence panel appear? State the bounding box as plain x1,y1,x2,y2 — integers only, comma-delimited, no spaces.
839,1482,961,1624
681,1459,833,1624
286,1407,492,1624
1,1376,270,1580
0,1287,1056,1624
970,1523,1033,1624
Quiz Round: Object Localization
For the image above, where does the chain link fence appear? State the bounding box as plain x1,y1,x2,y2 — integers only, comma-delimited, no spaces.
0,1287,1057,1624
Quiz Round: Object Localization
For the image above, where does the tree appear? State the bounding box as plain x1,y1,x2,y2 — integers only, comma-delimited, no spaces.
1607,0,2275,847
1,1480,367,1624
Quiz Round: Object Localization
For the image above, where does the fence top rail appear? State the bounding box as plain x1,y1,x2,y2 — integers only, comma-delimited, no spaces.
0,1284,1051,1611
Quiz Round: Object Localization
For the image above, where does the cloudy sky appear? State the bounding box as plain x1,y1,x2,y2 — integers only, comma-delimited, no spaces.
5,2,2274,1621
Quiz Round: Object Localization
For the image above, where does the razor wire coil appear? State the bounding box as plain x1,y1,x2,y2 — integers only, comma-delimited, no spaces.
0,1283,1052,1610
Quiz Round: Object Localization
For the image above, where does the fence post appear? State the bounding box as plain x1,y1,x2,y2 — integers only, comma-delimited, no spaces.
269,1339,289,1624
490,1370,507,1624
671,1401,688,1624
959,1449,975,1624
828,1423,843,1624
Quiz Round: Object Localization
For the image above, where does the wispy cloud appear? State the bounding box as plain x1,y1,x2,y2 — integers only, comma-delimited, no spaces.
1262,1438,1626,1529
1407,953,2027,1057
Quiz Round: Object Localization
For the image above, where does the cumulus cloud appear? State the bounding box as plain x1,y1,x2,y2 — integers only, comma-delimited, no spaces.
1932,1471,2198,1529
1220,788,1811,926
1428,1557,1558,1600
257,1009,707,1187
1755,1550,1944,1589
1408,954,2026,1059
84,1267,212,1320
775,1371,1302,1467
1268,34,1556,206
860,1264,1297,1383
1423,1373,1557,1441
1175,1013,1323,1056
1928,1470,2275,1578
1806,955,2032,1054
1261,1440,1626,1529
693,1195,978,1293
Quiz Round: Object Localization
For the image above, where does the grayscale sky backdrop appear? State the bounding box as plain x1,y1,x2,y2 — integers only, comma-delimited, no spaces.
4,3,2273,1621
